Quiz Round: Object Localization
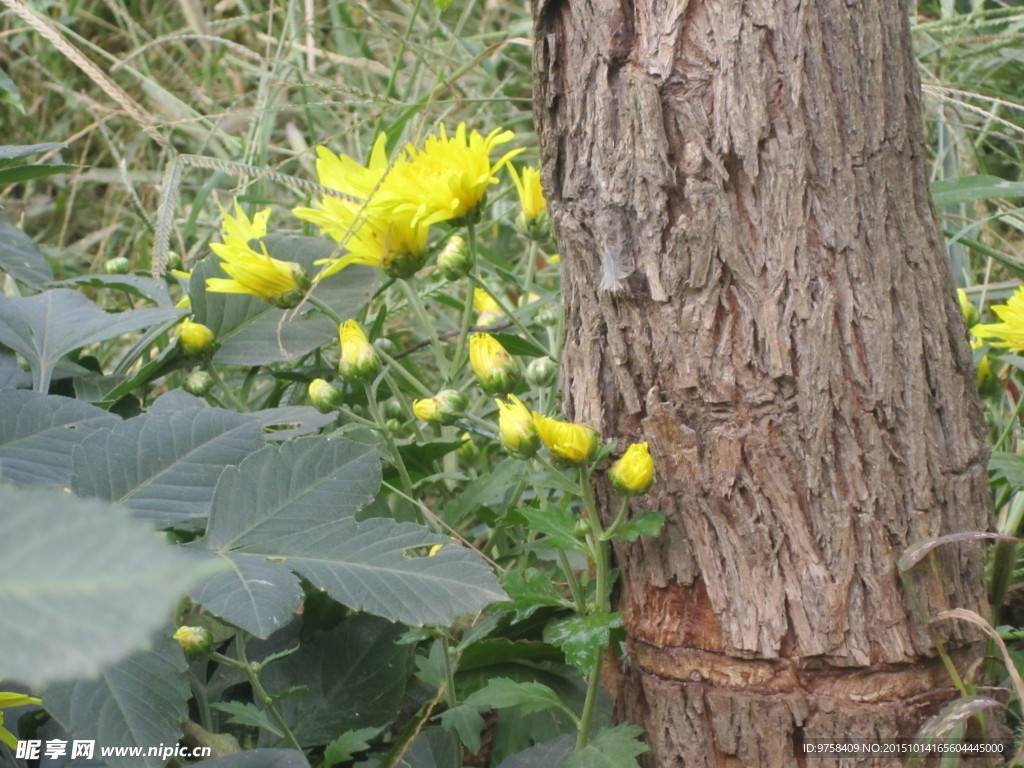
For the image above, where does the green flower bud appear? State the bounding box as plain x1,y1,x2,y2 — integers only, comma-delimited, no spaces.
526,356,558,387
183,369,214,396
537,305,560,327
469,333,520,396
338,320,381,381
414,389,468,426
436,235,473,280
373,336,398,357
308,378,343,413
173,625,214,659
103,256,131,274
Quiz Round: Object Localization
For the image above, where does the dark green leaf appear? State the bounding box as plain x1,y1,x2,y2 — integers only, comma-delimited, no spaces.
500,568,573,619
184,750,311,768
543,613,622,674
563,724,648,768
612,510,666,542
991,451,1024,487
462,678,566,716
259,617,413,745
0,216,53,288
0,487,223,686
322,727,382,767
0,68,24,114
51,274,173,307
0,163,77,185
188,554,302,638
210,701,283,736
520,506,587,552
0,289,182,391
0,390,118,486
71,407,265,527
0,348,31,389
495,736,574,768
439,705,486,754
491,332,548,358
44,635,191,768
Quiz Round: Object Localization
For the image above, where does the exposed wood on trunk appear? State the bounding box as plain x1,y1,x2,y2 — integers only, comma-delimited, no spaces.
533,0,995,763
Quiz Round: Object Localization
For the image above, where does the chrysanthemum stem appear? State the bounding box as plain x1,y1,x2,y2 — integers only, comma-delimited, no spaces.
203,361,250,412
306,294,345,326
376,347,435,398
523,239,539,296
468,274,547,352
400,279,450,381
452,224,481,375
601,497,632,541
363,381,417,507
228,633,304,752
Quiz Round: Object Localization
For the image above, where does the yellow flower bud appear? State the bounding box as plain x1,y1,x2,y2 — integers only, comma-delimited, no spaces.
338,320,381,381
473,289,504,327
957,289,979,328
533,413,600,464
411,389,467,425
609,442,655,495
177,318,216,355
308,378,344,413
436,235,473,281
469,332,519,395
173,625,214,659
495,394,540,459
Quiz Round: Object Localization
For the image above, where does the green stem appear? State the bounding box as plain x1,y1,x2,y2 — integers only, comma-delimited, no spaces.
307,294,345,325
996,386,1024,451
232,633,303,752
186,671,214,732
558,549,586,614
468,274,547,352
576,650,604,750
440,633,459,709
401,279,450,381
451,225,480,376
376,347,435,398
523,239,539,296
363,381,416,501
203,361,250,412
601,498,632,541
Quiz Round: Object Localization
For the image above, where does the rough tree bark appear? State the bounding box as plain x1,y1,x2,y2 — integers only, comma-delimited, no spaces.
533,0,995,765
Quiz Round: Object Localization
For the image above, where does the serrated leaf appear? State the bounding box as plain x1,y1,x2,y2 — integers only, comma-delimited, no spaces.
323,727,382,767
501,568,573,619
43,635,190,768
444,458,522,526
463,678,566,716
0,289,182,391
188,553,303,638
439,705,486,755
201,436,381,550
0,488,223,686
520,506,586,552
248,405,335,440
70,407,265,527
0,216,53,289
210,701,283,736
612,510,665,542
495,735,575,768
0,390,119,486
563,724,648,768
259,617,413,745
199,750,311,768
544,613,622,674
51,274,172,307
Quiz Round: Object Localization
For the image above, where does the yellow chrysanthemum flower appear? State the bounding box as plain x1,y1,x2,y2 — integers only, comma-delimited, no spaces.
469,332,519,395
509,165,547,222
312,205,432,280
972,286,1024,351
533,413,600,465
0,690,42,749
338,320,381,381
206,202,309,308
495,394,539,459
609,442,655,495
378,123,524,227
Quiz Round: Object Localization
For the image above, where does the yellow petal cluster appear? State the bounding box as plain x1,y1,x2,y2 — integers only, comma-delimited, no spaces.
609,442,655,495
533,413,600,464
972,286,1024,351
495,394,539,459
338,320,381,381
206,202,309,308
509,165,547,222
469,332,519,395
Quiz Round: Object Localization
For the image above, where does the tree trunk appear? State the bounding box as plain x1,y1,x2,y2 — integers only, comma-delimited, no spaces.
532,0,995,764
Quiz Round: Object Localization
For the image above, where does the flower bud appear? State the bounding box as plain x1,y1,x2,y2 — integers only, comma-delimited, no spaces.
436,235,473,280
177,318,217,356
469,333,520,395
103,256,131,274
957,289,979,328
473,289,504,327
533,413,600,465
338,320,381,381
516,209,551,242
308,378,343,413
413,389,468,425
609,442,655,495
495,394,540,459
173,625,214,659
165,252,184,271
182,369,214,396
526,356,558,387
537,305,560,327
